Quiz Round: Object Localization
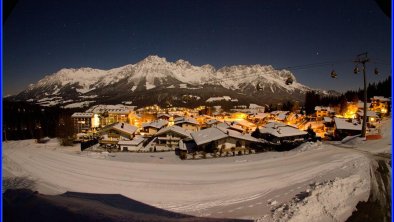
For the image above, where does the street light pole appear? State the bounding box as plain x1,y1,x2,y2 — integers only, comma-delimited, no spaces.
354,52,369,138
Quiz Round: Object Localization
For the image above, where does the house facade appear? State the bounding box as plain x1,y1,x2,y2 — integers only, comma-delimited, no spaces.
174,117,200,132
118,136,145,151
370,96,390,116
315,106,335,119
257,122,307,143
71,112,95,134
99,122,138,146
155,125,192,150
190,127,259,154
142,119,168,136
333,117,362,139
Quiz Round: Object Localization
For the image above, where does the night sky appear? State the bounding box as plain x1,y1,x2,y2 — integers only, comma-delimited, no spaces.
3,0,391,95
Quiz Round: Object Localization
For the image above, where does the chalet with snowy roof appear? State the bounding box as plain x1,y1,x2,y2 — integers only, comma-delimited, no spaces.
118,136,145,151
314,106,335,119
370,96,390,116
270,111,290,122
356,110,379,127
99,122,138,145
285,113,304,126
174,117,200,131
190,127,259,154
205,119,220,128
251,113,271,124
71,112,96,134
142,119,168,136
154,125,192,150
333,117,363,139
256,122,307,143
157,113,171,121
223,120,255,133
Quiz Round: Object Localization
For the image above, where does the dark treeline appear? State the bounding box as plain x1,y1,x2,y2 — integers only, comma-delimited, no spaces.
303,76,391,115
3,100,79,141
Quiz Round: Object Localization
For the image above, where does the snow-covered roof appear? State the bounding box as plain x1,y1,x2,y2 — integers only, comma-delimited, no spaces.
174,117,199,125
191,128,228,146
216,122,230,129
314,106,334,112
357,110,378,117
271,111,289,115
118,137,145,146
206,119,219,125
264,122,287,128
71,112,94,118
155,125,192,138
232,119,256,128
142,119,168,129
334,117,362,131
224,128,259,142
157,113,171,118
228,124,245,132
191,126,259,146
259,123,307,138
372,96,390,102
277,113,287,121
323,117,333,123
101,122,138,135
253,113,270,119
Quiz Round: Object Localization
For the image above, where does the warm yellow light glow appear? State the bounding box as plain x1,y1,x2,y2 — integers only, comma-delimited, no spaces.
381,108,387,114
370,117,375,122
231,113,247,120
336,104,358,119
92,114,100,128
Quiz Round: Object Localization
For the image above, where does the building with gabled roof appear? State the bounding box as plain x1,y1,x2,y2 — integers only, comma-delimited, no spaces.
142,119,168,136
118,136,145,151
154,125,192,150
257,122,307,143
189,126,259,154
370,96,390,116
333,117,363,139
99,122,138,145
174,117,200,131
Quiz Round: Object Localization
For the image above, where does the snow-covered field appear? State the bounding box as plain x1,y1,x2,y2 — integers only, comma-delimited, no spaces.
2,120,391,221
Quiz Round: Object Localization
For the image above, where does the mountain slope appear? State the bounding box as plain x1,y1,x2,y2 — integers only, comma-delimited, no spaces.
12,55,333,107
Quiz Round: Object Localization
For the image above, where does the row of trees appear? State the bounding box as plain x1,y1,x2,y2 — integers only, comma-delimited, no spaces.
3,101,78,141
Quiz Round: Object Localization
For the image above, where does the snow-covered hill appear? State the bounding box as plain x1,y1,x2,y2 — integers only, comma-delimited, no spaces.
13,55,333,107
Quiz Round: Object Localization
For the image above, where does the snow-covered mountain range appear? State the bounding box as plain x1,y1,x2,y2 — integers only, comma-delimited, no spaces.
12,55,335,108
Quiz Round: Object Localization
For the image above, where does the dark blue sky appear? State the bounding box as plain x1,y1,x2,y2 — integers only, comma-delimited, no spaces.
4,0,391,95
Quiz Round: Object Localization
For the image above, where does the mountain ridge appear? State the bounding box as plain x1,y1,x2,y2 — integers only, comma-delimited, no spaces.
11,55,336,108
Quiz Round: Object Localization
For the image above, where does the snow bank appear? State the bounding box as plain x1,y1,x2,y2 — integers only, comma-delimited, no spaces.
341,135,364,145
269,175,370,222
292,142,323,152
